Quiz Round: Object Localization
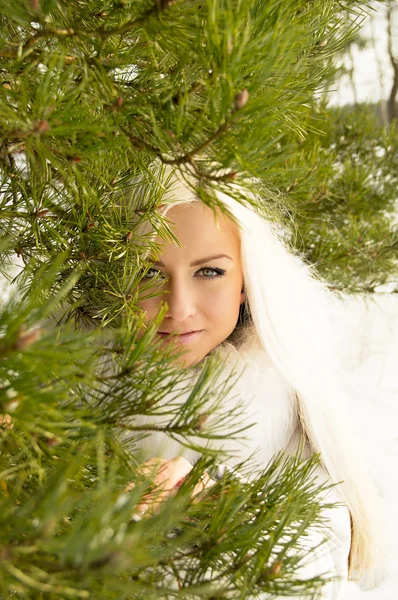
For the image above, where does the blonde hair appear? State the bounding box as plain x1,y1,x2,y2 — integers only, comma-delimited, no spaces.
132,166,384,587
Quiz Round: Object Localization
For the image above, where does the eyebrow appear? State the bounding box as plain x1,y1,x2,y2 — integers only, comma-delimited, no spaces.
152,254,234,267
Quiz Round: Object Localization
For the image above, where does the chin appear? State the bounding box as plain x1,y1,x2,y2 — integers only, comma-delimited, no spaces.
174,350,204,368
176,355,198,368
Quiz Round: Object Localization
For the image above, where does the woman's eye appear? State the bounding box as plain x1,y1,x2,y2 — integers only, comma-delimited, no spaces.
142,268,165,280
197,267,226,278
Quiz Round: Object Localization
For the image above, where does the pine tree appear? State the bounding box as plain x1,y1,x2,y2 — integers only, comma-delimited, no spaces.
0,1,388,598
278,102,398,294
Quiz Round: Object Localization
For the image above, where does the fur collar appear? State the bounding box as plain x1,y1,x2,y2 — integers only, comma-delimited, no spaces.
133,335,298,469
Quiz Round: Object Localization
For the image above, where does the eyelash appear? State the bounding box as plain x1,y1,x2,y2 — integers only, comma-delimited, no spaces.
143,266,226,280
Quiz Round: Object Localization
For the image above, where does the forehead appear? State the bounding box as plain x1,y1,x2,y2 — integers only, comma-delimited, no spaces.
161,202,240,259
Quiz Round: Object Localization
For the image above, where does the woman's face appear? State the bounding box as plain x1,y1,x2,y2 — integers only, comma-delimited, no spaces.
138,202,244,366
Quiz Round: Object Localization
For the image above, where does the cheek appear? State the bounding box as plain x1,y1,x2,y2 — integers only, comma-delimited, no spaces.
137,296,161,322
202,283,242,323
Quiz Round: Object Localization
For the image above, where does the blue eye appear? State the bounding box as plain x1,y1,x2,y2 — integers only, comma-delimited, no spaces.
196,267,226,278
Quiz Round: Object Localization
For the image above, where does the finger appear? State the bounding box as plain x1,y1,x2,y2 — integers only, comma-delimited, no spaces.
192,472,216,497
132,457,194,517
153,457,193,491
0,414,13,429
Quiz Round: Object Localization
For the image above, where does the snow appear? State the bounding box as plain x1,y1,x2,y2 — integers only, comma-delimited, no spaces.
337,294,398,598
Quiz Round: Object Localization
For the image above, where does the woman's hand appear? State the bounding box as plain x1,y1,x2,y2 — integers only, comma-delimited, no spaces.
128,456,215,517
0,414,13,429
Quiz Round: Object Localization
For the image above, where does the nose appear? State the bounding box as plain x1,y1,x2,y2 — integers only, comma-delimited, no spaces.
164,277,197,323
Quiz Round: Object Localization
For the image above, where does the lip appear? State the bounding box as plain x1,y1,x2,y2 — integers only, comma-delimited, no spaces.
157,330,203,344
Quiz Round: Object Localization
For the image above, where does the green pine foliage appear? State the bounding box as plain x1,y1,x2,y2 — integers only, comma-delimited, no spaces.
0,0,393,598
279,103,398,293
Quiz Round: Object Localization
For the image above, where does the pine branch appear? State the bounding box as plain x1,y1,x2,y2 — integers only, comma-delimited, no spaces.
10,0,182,60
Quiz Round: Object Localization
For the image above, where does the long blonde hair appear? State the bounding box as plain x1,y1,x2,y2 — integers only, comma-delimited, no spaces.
132,166,384,587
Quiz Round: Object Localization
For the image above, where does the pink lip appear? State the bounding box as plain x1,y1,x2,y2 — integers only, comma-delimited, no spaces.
157,330,203,344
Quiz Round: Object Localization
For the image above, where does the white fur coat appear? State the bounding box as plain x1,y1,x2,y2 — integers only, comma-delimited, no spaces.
135,337,297,466
132,338,351,599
